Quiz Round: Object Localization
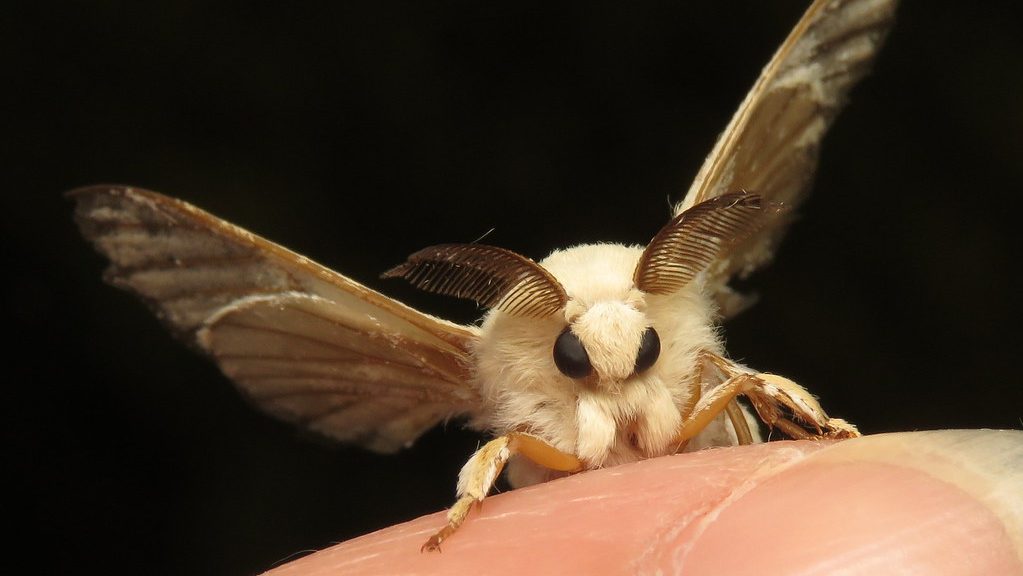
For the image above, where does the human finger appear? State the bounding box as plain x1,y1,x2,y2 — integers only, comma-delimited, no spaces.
263,430,1023,575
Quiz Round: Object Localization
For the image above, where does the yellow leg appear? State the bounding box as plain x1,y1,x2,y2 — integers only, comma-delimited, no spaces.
724,399,754,445
508,432,584,472
423,432,582,552
676,373,761,444
685,350,753,446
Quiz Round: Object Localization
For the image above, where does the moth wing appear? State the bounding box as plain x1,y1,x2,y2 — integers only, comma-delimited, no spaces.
70,185,480,452
676,0,898,287
199,293,478,452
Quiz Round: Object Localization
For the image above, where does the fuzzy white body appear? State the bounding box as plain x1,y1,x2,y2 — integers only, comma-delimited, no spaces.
473,243,754,487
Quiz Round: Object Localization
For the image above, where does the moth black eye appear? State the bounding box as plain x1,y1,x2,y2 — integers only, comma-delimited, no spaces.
634,327,660,374
553,328,592,379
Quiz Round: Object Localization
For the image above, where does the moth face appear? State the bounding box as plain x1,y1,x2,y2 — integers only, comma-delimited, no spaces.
544,245,653,386
473,243,719,464
473,243,694,396
474,245,653,390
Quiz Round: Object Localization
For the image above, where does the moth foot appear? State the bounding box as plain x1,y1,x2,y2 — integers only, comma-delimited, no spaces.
421,525,455,553
822,418,860,439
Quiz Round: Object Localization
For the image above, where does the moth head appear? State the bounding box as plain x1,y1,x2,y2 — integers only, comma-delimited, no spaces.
383,191,774,390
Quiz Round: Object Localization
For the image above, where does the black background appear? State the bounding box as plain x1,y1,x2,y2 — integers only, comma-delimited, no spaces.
7,1,1022,574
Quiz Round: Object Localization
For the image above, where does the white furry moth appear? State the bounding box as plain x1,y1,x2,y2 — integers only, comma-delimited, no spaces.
70,0,896,552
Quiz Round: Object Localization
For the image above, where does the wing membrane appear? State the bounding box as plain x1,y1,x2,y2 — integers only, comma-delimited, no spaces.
677,0,897,285
70,185,480,451
201,293,479,452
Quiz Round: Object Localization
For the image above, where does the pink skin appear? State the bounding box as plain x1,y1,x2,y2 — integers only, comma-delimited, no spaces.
264,431,1022,575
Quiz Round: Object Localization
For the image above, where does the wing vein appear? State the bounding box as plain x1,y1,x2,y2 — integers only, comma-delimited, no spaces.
235,376,464,403
213,320,425,371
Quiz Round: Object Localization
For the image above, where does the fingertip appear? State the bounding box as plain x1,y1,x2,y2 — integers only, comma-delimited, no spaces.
665,430,1023,575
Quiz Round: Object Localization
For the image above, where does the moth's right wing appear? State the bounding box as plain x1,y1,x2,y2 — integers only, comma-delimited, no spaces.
677,0,898,298
70,185,481,453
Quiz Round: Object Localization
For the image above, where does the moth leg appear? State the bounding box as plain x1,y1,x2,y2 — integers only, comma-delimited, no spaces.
422,436,510,552
507,432,584,473
708,351,858,438
724,399,754,445
676,373,763,445
689,350,754,446
423,433,582,552
744,373,859,439
682,351,859,443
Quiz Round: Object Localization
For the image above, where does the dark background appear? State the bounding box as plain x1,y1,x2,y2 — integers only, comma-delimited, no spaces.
7,1,1022,574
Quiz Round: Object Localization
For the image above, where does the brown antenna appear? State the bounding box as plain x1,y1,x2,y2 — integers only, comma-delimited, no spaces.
383,244,568,318
634,192,778,295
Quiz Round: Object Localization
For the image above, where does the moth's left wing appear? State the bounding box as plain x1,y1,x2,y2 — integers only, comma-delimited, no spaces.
70,185,481,453
676,0,898,289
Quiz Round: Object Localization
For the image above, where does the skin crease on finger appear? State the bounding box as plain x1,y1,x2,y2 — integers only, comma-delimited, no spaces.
263,430,1023,576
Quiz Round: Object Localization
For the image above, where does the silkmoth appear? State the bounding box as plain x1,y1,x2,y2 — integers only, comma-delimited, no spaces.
70,0,896,551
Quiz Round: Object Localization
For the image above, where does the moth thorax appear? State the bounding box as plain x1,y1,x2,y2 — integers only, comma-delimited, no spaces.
570,300,648,384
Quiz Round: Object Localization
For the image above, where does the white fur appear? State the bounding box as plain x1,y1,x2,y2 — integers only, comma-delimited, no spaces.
472,243,743,486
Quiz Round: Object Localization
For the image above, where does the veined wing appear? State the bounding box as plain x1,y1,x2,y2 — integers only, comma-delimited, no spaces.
677,0,897,286
70,185,481,452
